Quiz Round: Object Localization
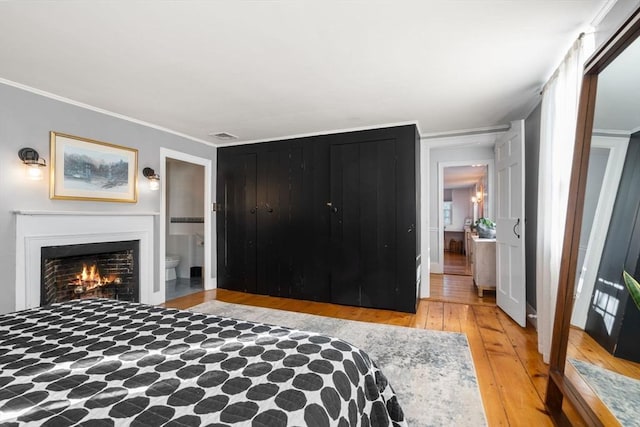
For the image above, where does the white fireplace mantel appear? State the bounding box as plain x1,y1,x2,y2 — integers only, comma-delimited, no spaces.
15,211,159,310
14,210,160,216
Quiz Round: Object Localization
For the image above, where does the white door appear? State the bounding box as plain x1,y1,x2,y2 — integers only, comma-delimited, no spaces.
495,120,526,326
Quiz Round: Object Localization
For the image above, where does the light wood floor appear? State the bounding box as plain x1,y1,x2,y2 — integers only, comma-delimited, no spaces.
164,275,640,426
443,251,472,276
429,271,496,306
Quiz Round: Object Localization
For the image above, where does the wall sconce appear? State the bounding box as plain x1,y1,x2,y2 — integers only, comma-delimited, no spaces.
18,147,47,180
471,196,478,203
143,167,160,191
476,191,483,202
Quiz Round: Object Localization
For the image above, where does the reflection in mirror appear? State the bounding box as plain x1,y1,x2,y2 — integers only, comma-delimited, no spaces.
564,34,640,424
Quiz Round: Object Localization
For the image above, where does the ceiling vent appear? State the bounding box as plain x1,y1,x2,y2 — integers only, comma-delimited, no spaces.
209,132,238,141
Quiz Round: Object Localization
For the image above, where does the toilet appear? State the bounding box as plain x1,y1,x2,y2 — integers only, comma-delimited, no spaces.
165,255,180,281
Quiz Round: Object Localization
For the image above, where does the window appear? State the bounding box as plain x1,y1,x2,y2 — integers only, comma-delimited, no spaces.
443,201,452,226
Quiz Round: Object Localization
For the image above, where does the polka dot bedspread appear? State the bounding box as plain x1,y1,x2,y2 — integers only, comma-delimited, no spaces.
0,299,406,426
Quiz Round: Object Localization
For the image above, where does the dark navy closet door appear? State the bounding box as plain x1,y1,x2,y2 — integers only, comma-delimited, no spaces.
257,146,304,298
217,152,257,293
329,139,399,310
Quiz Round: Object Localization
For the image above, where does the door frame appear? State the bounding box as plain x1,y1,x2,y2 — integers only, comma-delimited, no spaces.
160,148,213,304
435,159,495,274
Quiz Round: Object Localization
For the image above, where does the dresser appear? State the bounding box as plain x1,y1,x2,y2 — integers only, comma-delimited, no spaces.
471,236,496,297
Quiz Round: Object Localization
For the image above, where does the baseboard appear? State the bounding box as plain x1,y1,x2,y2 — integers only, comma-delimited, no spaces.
205,277,217,290
430,262,443,274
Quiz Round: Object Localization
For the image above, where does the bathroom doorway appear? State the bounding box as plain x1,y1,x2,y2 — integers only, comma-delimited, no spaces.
160,148,212,303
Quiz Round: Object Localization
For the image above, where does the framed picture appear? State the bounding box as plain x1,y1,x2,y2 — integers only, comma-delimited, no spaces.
50,132,138,203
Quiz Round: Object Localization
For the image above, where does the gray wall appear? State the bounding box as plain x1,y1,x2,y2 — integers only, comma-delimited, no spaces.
524,101,541,310
0,83,216,314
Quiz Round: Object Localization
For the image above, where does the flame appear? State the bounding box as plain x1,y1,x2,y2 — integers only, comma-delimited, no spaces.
73,263,119,289
80,264,103,284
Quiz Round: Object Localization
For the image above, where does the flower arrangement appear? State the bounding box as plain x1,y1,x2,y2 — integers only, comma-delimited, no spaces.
474,217,496,239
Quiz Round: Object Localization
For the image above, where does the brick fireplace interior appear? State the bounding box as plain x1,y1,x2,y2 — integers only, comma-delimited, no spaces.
41,240,140,305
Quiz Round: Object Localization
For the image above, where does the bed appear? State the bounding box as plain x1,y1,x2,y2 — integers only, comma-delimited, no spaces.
0,299,406,426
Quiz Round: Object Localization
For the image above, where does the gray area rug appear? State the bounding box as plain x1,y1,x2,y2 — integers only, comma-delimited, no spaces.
190,300,487,426
570,359,640,427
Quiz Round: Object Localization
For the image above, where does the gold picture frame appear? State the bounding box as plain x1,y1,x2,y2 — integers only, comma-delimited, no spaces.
50,132,138,203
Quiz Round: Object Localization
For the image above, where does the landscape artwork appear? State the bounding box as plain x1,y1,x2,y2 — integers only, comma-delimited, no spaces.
50,132,138,202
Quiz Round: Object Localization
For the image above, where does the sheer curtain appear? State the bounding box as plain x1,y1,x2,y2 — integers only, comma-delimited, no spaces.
536,33,595,363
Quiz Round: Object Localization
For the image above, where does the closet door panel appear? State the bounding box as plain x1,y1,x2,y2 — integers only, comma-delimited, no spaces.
257,148,286,296
298,141,331,301
359,140,397,309
256,145,305,298
395,133,418,312
330,143,361,306
217,152,257,293
329,133,416,312
287,146,305,298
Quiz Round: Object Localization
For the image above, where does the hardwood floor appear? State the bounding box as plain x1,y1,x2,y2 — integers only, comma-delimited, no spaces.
429,272,496,306
443,250,472,276
164,274,640,426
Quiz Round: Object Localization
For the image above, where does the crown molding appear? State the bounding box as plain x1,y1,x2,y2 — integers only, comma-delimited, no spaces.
423,127,506,149
0,78,216,147
215,120,422,147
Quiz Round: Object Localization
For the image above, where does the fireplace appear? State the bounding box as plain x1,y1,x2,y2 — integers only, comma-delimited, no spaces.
15,211,157,311
41,240,140,305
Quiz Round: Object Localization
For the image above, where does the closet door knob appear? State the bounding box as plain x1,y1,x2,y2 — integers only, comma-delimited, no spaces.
250,207,257,214
265,203,274,213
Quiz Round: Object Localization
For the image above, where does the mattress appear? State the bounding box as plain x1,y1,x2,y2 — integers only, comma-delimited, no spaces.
0,299,406,426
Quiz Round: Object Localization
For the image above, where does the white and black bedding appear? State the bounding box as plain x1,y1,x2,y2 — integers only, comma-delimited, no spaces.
0,299,406,426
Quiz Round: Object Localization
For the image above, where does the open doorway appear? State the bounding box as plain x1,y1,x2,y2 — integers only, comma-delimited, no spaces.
440,163,490,274
159,148,213,303
165,158,205,299
432,159,495,304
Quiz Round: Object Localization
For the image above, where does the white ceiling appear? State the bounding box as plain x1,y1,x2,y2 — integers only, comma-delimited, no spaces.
0,1,608,145
444,165,487,189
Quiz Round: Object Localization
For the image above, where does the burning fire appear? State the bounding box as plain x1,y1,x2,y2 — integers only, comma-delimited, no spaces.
81,264,101,283
71,264,121,293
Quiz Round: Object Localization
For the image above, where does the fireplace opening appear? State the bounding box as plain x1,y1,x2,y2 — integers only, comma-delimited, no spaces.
41,240,139,306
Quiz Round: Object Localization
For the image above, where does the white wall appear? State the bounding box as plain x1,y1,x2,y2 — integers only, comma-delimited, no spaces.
0,82,216,314
167,159,205,235
449,187,473,231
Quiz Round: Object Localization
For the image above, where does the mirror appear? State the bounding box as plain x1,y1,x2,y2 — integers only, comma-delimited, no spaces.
546,6,640,426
